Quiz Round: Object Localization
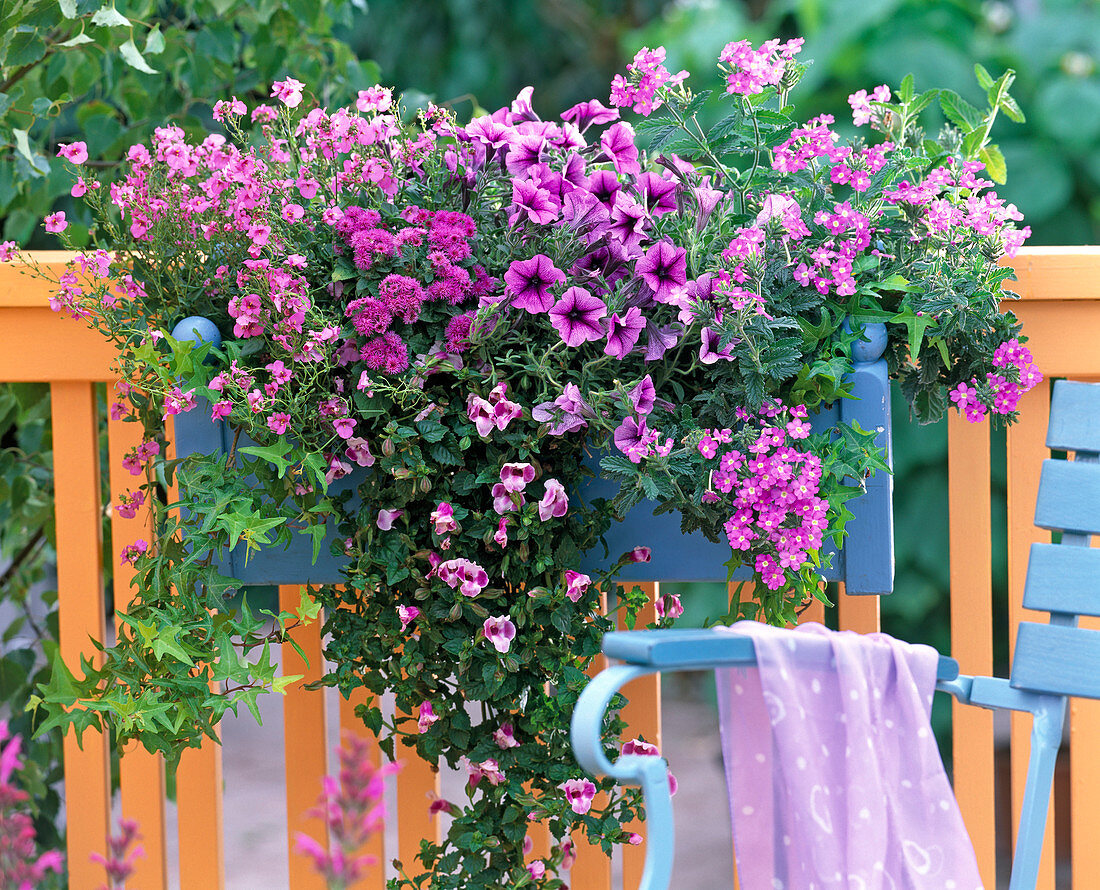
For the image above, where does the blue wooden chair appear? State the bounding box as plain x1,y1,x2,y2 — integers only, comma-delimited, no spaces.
572,379,1100,890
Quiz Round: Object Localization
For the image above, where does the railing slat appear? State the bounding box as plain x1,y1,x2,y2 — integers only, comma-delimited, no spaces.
280,584,330,890
108,411,169,890
618,582,661,890
1006,383,1057,889
394,705,442,871
338,686,386,890
51,380,111,889
836,582,880,634
947,411,997,888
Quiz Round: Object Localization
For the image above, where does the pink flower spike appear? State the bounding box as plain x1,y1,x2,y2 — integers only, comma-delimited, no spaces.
483,615,517,653
559,777,597,815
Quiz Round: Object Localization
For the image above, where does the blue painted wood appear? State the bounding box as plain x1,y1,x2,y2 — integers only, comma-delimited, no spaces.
172,401,362,585
1033,458,1100,535
602,627,958,677
1046,379,1100,453
1011,622,1100,699
1023,543,1100,616
577,358,893,593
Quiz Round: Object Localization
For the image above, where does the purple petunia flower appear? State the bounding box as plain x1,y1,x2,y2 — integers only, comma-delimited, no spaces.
600,122,641,176
505,133,546,176
561,98,620,132
630,375,656,415
504,254,566,314
549,286,607,347
587,169,622,208
604,306,646,358
531,383,595,435
608,196,648,253
636,240,687,303
510,178,561,226
635,171,679,217
614,414,649,457
700,327,737,364
561,190,610,239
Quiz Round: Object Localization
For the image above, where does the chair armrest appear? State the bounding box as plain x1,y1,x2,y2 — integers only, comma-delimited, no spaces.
602,628,961,679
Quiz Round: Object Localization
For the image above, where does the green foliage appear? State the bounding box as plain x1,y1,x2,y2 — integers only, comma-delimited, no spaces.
1,0,377,245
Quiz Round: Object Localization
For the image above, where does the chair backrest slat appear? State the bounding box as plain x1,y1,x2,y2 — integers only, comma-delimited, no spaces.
1032,459,1100,536
1011,622,1100,699
1046,379,1100,453
1022,542,1100,616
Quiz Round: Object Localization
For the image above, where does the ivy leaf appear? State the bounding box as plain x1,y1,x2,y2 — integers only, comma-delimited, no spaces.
119,38,157,74
890,305,936,360
144,24,165,55
59,0,79,18
239,441,293,477
272,674,303,694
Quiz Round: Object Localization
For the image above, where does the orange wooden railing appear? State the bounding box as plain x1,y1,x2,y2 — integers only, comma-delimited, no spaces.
2,248,1099,889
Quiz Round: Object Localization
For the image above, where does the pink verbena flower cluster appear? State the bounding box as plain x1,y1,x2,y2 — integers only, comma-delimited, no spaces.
295,733,398,888
698,401,829,591
0,721,64,889
950,339,1043,422
609,46,688,116
718,38,804,96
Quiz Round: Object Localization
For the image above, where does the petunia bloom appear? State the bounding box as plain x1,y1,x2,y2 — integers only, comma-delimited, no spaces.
604,307,646,358
504,254,565,314
548,287,607,347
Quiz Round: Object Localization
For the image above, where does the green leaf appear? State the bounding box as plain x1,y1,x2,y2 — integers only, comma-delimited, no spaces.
239,440,293,477
91,3,130,26
979,144,1007,185
144,24,165,55
11,128,33,164
890,305,936,362
118,38,157,74
938,91,983,131
272,674,303,694
58,0,79,18
974,63,994,90
59,30,94,46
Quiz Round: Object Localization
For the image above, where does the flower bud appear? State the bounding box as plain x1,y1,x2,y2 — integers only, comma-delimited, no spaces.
418,476,432,494
381,438,395,457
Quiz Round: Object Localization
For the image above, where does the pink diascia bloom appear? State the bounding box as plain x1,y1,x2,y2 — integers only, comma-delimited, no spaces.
376,509,403,530
44,212,67,233
57,141,89,164
559,777,597,815
537,479,569,521
483,615,517,653
436,558,490,597
463,756,505,788
564,570,591,603
499,462,536,492
417,701,439,733
493,723,520,749
271,77,305,108
397,605,420,631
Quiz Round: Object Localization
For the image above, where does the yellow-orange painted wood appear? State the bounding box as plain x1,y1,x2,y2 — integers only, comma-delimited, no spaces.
572,592,612,889
176,737,225,888
947,412,997,889
393,710,442,871
1006,384,1056,890
52,381,112,890
108,412,168,890
835,583,880,635
1071,616,1100,889
280,585,330,890
617,582,661,889
338,686,386,890
797,595,826,626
